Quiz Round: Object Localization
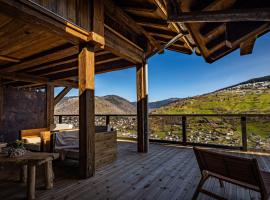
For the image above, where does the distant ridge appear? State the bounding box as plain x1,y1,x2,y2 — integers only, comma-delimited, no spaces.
215,75,270,93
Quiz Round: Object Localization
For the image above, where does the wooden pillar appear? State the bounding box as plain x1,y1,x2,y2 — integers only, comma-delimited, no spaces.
241,116,248,151
136,61,149,153
46,84,54,129
182,116,187,145
79,45,95,178
106,115,110,126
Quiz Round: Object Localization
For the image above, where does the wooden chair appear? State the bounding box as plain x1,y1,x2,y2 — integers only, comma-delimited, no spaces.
192,147,270,200
20,128,51,152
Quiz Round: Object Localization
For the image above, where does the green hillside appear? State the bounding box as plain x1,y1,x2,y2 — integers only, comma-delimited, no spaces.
153,89,270,114
151,82,270,151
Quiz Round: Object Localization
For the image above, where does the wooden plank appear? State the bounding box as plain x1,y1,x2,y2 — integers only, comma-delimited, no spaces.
54,87,72,105
78,45,95,178
167,7,270,22
0,0,90,44
136,62,149,153
46,84,54,129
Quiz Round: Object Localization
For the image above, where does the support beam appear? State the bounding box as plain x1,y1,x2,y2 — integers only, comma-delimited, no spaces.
167,7,270,22
46,84,54,129
0,55,20,63
240,37,256,56
79,45,95,178
54,87,72,106
136,62,149,153
0,72,77,88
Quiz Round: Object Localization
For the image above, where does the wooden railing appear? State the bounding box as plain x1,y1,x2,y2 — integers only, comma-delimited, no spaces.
54,114,270,151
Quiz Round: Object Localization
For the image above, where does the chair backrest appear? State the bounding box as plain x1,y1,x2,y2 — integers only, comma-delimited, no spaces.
193,147,264,190
20,128,49,138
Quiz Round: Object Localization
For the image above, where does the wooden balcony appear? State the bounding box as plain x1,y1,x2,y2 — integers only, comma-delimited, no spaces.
0,141,269,200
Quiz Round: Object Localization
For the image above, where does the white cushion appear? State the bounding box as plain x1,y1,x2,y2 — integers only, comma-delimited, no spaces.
23,136,41,144
52,124,74,131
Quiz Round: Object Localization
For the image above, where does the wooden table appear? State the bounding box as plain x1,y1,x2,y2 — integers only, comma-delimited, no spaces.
0,152,59,200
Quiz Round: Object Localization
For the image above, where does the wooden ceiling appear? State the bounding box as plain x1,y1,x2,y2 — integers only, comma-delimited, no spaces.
0,0,269,88
167,0,270,63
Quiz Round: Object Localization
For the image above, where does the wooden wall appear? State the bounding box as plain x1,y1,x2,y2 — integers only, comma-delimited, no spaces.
30,0,90,30
0,86,46,142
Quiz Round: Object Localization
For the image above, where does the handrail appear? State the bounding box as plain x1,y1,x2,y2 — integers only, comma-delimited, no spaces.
54,113,270,151
54,113,270,117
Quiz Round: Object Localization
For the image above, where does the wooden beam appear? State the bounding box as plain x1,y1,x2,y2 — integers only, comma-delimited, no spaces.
91,0,105,46
0,71,77,88
0,55,20,63
105,0,161,52
79,45,95,178
240,37,256,56
54,87,72,106
46,84,54,129
167,8,270,22
136,62,149,153
122,5,158,13
1,44,78,73
104,26,144,64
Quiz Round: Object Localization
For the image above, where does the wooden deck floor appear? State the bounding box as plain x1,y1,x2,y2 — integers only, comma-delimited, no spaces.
1,141,270,200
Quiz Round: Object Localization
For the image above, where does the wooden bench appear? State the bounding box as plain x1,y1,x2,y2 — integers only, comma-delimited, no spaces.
52,127,117,169
0,152,59,200
193,147,270,200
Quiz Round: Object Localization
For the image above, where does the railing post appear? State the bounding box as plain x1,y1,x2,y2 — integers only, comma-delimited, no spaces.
182,116,187,145
106,115,110,126
59,115,63,124
241,116,247,151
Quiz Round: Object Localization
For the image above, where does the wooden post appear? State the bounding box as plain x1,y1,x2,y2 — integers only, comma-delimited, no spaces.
182,116,187,145
79,45,96,178
59,115,63,124
46,84,54,129
136,61,149,153
241,116,248,151
45,161,53,189
20,165,27,184
27,165,36,200
106,115,110,126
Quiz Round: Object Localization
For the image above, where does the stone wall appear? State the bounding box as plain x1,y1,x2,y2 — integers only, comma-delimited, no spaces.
0,87,46,142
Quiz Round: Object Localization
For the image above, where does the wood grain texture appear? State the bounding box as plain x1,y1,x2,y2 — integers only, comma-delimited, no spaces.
78,46,95,178
1,142,269,200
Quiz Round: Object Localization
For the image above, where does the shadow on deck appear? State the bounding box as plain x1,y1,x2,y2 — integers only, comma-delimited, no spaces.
0,141,270,200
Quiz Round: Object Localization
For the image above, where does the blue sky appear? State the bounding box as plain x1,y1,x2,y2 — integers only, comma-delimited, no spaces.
57,33,270,102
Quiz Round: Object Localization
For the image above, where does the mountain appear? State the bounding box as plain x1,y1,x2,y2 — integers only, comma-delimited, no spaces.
152,77,270,114
55,95,136,115
148,98,179,109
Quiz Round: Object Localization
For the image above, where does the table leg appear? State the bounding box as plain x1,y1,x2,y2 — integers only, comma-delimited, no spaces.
27,165,36,200
20,165,27,184
45,160,53,189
